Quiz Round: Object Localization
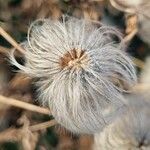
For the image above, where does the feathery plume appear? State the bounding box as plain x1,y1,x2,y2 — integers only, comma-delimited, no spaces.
93,92,150,149
10,16,136,134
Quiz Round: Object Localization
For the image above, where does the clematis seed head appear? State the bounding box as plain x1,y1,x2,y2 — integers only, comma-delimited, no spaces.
10,16,137,134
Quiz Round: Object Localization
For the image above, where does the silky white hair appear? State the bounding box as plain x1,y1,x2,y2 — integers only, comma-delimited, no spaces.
10,16,136,134
93,92,150,150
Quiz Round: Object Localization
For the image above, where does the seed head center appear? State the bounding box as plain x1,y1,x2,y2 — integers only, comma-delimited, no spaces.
60,48,88,69
68,58,81,67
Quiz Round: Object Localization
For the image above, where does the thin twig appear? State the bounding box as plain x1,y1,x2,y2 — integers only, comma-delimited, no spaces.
30,120,57,132
123,28,138,43
132,83,150,92
0,95,50,115
132,57,145,69
0,26,24,54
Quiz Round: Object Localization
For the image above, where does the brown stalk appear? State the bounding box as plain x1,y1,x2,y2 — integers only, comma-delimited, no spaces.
30,120,57,132
123,28,138,43
132,57,145,69
0,95,50,115
0,26,24,54
132,83,150,92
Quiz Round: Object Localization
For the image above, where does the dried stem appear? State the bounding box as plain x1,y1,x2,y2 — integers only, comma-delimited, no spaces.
132,83,150,92
123,28,138,43
0,26,24,54
132,57,145,69
30,120,57,132
0,95,50,115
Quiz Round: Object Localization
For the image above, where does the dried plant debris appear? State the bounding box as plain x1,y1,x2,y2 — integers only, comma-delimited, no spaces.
73,1,103,20
20,0,61,19
125,15,137,35
0,114,39,150
0,0,62,39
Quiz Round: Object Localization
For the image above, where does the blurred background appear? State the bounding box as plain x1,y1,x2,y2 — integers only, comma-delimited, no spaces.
0,0,150,149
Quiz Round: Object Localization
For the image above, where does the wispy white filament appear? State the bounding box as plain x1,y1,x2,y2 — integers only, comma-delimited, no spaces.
93,92,150,149
10,16,136,134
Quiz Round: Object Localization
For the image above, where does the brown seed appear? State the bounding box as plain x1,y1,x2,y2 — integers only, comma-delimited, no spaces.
59,49,86,69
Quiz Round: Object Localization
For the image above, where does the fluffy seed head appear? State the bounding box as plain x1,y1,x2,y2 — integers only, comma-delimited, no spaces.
10,16,137,134
93,92,150,150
